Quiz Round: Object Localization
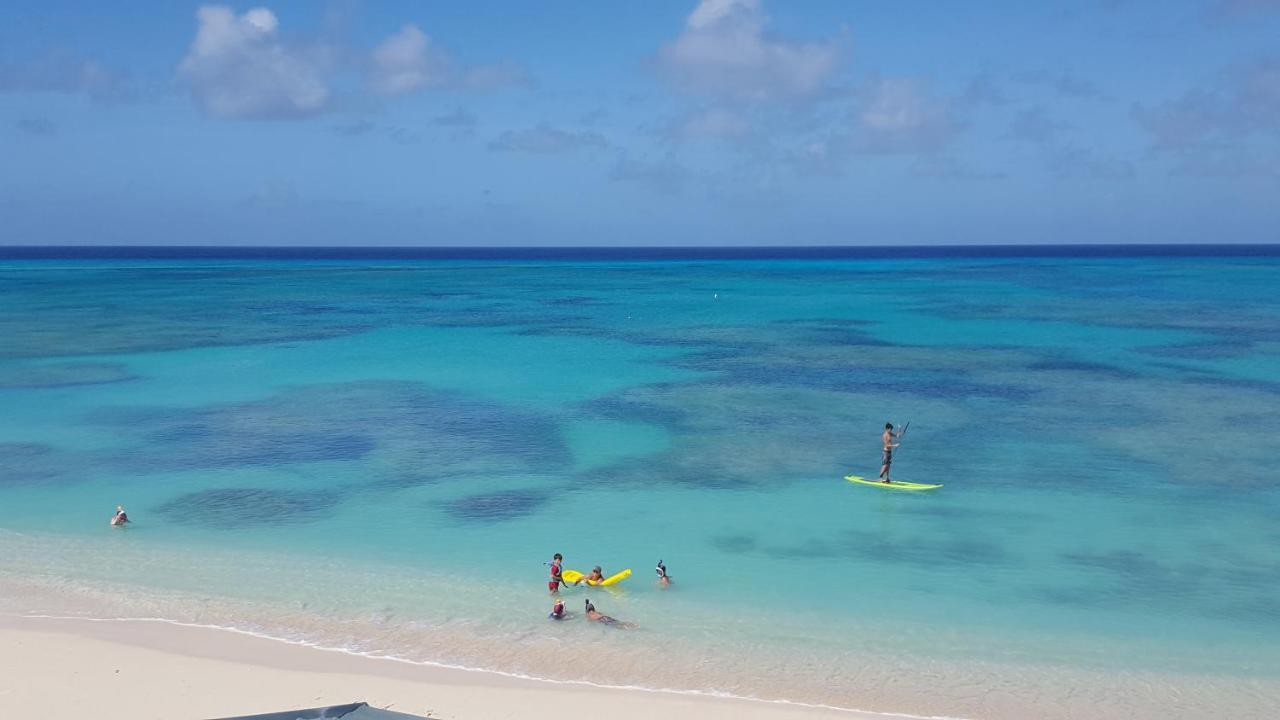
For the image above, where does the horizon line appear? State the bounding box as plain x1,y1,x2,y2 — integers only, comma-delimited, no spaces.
2,243,1278,261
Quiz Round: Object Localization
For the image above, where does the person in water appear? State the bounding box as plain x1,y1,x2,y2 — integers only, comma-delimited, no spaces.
879,422,902,483
110,505,130,527
548,553,565,593
579,565,606,585
655,559,672,588
549,597,567,620
584,598,634,628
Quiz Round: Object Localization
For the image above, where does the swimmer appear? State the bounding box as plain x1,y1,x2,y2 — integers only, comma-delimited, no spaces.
584,598,635,629
655,559,672,588
578,565,606,586
549,597,567,620
110,505,130,527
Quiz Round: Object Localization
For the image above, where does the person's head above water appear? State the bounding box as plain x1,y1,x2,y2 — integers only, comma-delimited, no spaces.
584,598,595,612
592,565,602,573
885,422,894,430
655,560,667,577
553,553,562,561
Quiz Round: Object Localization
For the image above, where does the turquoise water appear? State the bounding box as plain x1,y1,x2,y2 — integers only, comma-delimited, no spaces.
2,253,1279,719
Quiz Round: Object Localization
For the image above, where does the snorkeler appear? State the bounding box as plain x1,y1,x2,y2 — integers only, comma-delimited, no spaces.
584,598,634,629
655,559,672,588
549,597,567,620
548,552,565,592
110,505,130,527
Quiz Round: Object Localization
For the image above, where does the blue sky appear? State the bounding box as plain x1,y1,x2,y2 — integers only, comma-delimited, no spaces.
2,0,1278,246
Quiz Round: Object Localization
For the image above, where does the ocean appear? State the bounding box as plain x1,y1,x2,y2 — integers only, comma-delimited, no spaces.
1,246,1278,719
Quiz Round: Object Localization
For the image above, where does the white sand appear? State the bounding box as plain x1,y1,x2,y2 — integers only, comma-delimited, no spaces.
0,614,882,720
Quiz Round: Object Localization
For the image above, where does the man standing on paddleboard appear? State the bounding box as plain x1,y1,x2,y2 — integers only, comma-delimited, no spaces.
880,422,903,483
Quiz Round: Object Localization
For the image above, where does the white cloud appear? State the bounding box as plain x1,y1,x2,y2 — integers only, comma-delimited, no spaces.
370,24,449,95
369,24,527,95
659,0,840,103
663,108,752,142
853,78,961,154
178,5,330,119
0,54,135,103
1134,57,1280,149
460,63,530,91
176,6,524,119
1006,105,1068,144
431,107,480,137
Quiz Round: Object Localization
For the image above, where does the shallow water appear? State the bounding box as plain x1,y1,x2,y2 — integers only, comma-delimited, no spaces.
2,251,1278,719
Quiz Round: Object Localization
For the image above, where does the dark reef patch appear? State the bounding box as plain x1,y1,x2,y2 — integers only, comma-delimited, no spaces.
91,381,571,482
0,362,138,389
769,319,895,348
710,534,759,554
0,442,69,483
780,530,1012,568
445,489,549,522
1137,340,1257,361
1062,550,1170,578
1026,358,1138,379
541,296,605,306
586,393,692,431
1161,369,1280,396
152,487,341,527
711,528,1010,568
684,361,1034,401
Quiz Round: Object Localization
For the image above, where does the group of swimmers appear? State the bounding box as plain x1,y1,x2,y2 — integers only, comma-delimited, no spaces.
546,554,671,628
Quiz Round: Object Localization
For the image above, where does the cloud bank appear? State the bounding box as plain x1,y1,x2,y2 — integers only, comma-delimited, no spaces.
178,6,528,120
370,24,450,95
659,0,840,103
178,6,331,119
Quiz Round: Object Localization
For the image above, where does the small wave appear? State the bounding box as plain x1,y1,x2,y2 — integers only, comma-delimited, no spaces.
13,612,973,720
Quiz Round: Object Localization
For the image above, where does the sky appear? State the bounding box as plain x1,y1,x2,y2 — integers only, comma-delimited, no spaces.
1,0,1278,246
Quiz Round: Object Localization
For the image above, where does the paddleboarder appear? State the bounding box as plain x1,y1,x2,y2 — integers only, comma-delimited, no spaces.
880,422,904,483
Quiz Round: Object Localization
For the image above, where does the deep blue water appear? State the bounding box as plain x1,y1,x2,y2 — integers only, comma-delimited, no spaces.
3,243,1279,260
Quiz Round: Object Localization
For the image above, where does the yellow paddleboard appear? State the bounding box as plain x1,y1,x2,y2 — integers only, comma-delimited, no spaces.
561,568,632,586
846,475,942,491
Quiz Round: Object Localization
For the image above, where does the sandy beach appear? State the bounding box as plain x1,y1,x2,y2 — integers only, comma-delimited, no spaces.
0,614,885,720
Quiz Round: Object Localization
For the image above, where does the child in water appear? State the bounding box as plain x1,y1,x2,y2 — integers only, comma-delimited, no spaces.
549,597,567,620
547,553,565,592
110,505,129,527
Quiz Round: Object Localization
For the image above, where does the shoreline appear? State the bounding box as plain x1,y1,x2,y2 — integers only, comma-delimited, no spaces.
0,613,915,720
4,537,1279,720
